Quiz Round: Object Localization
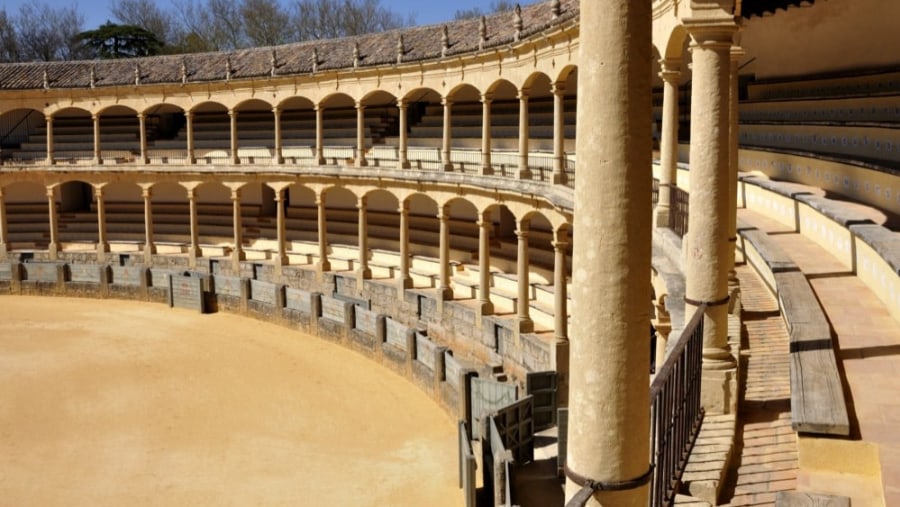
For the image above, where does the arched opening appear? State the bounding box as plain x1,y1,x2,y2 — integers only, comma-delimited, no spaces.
360,90,399,167
0,108,45,164
318,93,357,164
96,105,140,163
190,102,230,164
402,88,442,169
2,181,49,247
143,103,188,163
50,107,92,164
102,182,143,246
278,96,316,163
234,98,275,163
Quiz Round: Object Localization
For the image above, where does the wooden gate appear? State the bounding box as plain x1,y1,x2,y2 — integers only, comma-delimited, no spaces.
526,371,558,432
469,377,517,440
492,395,535,465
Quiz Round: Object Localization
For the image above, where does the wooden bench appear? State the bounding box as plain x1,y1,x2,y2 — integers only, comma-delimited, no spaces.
775,491,850,507
739,225,851,436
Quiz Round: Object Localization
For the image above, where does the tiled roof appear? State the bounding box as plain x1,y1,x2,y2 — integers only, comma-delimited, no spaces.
0,0,578,90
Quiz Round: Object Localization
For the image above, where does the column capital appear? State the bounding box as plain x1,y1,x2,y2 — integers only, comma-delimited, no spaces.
355,100,365,110
517,88,530,101
136,112,146,120
441,96,453,107
141,187,152,199
273,188,284,202
230,189,241,201
91,113,99,121
314,103,324,112
272,105,281,115
436,205,449,220
93,185,105,198
45,186,55,198
685,19,739,47
551,82,566,96
396,98,408,109
730,45,746,61
658,58,682,81
184,110,194,119
480,92,493,104
356,195,367,209
228,108,237,117
45,115,53,123
186,188,197,199
551,239,569,251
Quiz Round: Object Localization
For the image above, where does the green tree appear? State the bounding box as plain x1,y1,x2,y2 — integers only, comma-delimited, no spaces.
454,1,516,20
77,22,163,58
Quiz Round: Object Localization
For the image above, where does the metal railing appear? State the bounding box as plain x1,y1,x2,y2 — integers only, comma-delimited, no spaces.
648,304,706,507
669,185,690,238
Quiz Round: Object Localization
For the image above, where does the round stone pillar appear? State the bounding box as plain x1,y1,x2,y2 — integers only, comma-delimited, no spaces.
517,89,531,180
655,59,681,228
356,195,371,282
552,229,569,407
355,101,368,167
228,109,239,164
137,113,148,164
46,187,59,260
477,211,494,315
565,0,653,504
685,22,739,415
397,100,410,169
141,186,156,262
481,93,493,175
45,115,55,165
231,188,245,267
92,114,102,165
273,106,284,164
274,188,288,267
552,83,567,184
94,185,109,256
397,200,412,289
316,193,330,273
185,111,195,164
437,205,452,300
315,105,326,165
441,97,453,171
187,188,201,263
516,219,533,333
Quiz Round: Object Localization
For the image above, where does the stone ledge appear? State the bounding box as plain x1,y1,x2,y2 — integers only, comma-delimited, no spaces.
681,414,737,505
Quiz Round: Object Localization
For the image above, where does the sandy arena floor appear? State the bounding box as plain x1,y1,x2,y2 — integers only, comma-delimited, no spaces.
0,296,460,506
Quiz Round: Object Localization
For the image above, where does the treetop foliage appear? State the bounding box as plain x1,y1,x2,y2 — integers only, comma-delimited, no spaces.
0,0,418,62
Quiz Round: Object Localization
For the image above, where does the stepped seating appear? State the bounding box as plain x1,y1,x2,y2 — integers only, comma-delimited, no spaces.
738,70,900,168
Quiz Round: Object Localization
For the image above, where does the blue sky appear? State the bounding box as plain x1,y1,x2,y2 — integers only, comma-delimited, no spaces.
3,0,500,31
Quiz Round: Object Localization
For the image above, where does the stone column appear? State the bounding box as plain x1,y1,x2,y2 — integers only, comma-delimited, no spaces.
92,113,102,164
187,187,201,263
477,211,494,315
46,187,59,260
653,298,672,373
517,89,531,179
231,188,245,267
138,113,148,164
516,219,533,333
94,185,109,256
356,195,371,281
355,101,368,167
565,0,653,505
552,228,569,407
685,21,739,415
441,97,453,171
552,82,567,184
273,106,284,164
481,93,493,175
727,45,744,288
437,204,452,300
185,111,196,164
655,60,681,228
274,188,288,267
316,193,330,273
315,104,325,165
0,188,9,257
141,186,156,261
228,108,239,164
397,200,412,288
397,99,410,169
45,115,55,165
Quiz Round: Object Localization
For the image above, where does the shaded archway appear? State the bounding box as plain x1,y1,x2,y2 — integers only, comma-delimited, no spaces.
0,108,45,164
96,105,140,163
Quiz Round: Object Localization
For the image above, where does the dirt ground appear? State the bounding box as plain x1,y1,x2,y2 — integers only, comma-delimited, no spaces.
0,296,461,506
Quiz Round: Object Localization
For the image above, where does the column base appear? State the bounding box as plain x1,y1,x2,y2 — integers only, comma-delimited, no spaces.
518,317,534,334
654,205,671,228
188,245,202,259
274,253,288,266
47,242,59,260
274,156,284,165
97,242,110,254
187,157,196,165
316,260,331,274
397,275,413,290
143,244,156,264
399,160,411,169
478,300,494,316
553,338,570,407
517,169,532,180
356,267,372,280
356,159,368,168
438,286,453,301
480,165,494,176
232,249,246,263
552,172,568,185
316,157,326,166
442,163,455,172
701,366,738,416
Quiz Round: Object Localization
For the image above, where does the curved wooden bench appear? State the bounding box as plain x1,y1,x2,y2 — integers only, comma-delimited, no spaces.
738,223,850,436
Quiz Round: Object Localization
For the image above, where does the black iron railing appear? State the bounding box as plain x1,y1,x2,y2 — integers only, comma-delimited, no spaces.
652,178,660,207
668,186,690,238
648,304,706,507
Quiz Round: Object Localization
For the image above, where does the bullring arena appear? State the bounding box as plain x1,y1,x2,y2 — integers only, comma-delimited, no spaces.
0,0,898,506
